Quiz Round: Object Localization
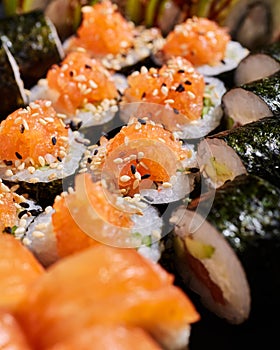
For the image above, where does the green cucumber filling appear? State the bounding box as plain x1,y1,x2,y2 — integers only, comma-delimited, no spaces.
205,156,234,183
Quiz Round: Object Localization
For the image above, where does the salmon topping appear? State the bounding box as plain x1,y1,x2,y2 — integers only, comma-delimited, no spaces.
162,17,230,66
123,57,205,120
47,51,119,115
0,100,69,168
71,1,134,56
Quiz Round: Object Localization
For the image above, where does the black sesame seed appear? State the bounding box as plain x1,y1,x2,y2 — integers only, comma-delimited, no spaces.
87,157,92,164
51,136,57,145
57,156,62,162
130,164,136,174
161,82,167,87
4,160,13,166
190,167,200,173
15,152,22,159
85,64,92,69
29,209,43,216
69,71,74,77
19,202,30,208
177,69,185,73
176,84,185,92
141,173,151,179
20,124,25,133
221,59,226,64
173,108,179,115
141,92,146,99
3,226,12,234
93,149,98,155
137,118,146,125
18,210,28,219
184,80,192,85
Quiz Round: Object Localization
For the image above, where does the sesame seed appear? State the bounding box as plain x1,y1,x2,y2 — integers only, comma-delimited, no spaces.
5,169,13,177
162,182,172,188
38,156,45,167
113,157,123,164
51,136,57,145
120,175,131,183
45,100,52,107
164,99,175,104
39,118,47,126
27,166,36,174
161,85,169,95
132,179,139,189
138,151,144,159
140,66,148,74
32,231,45,238
134,171,141,180
15,152,22,159
44,117,54,123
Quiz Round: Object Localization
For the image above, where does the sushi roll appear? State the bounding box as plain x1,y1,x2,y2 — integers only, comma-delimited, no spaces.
0,100,87,206
63,1,165,73
0,10,64,88
0,36,27,119
120,56,226,139
29,51,121,136
222,70,280,127
15,244,200,350
24,172,164,265
79,117,197,204
196,115,280,189
155,16,249,79
235,41,280,85
169,174,280,324
0,179,42,240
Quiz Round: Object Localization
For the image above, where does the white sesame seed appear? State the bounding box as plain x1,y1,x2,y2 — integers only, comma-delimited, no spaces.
38,156,45,167
138,151,144,159
27,166,36,174
113,158,123,164
32,230,45,238
162,182,172,188
134,171,141,180
133,179,139,189
5,169,13,177
29,177,40,183
120,175,131,183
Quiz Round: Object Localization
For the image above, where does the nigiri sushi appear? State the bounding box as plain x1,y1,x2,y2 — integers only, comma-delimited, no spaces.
15,244,200,349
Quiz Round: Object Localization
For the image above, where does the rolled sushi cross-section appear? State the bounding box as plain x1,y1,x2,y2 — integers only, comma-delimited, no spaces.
0,100,87,206
170,174,280,324
25,172,164,265
79,117,197,204
197,116,280,189
120,56,226,139
235,41,280,85
155,16,248,77
222,70,280,127
0,36,27,119
0,10,64,88
0,179,42,240
64,0,164,72
30,51,120,130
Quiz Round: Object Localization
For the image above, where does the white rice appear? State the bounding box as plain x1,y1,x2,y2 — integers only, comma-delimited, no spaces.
196,41,249,77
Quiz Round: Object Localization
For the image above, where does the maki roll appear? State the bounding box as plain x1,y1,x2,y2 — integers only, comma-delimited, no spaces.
0,100,87,206
169,174,280,324
235,41,280,85
0,10,64,88
24,172,164,266
222,70,280,127
29,51,120,137
0,36,27,119
79,117,196,205
0,179,42,240
155,16,249,78
120,57,226,139
63,1,164,73
196,116,280,189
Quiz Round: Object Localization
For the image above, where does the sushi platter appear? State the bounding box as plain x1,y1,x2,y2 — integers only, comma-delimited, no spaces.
0,0,279,349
